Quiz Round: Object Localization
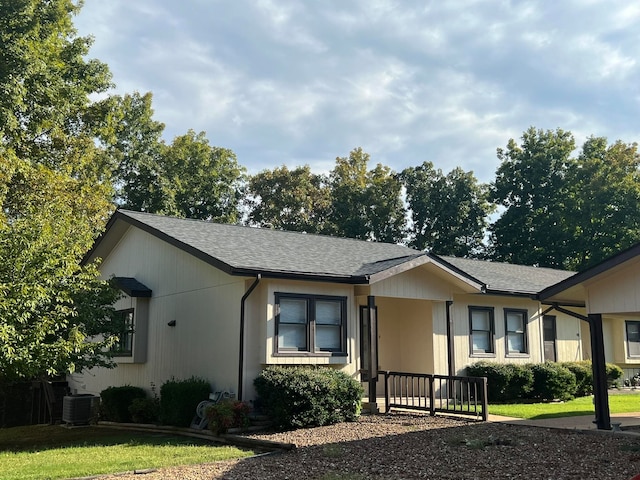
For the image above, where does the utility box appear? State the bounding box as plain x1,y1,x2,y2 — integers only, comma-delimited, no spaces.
62,395,96,425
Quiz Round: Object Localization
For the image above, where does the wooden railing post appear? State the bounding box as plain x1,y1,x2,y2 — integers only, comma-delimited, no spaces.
481,377,488,421
384,371,390,414
428,375,435,416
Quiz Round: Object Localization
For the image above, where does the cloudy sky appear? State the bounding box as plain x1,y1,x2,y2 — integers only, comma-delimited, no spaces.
74,0,640,182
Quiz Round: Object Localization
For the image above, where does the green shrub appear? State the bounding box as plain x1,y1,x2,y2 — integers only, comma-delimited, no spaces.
606,363,623,387
503,363,534,400
205,400,251,435
254,366,363,430
129,397,160,424
562,361,593,397
466,362,527,402
99,386,146,422
159,377,211,427
530,362,576,401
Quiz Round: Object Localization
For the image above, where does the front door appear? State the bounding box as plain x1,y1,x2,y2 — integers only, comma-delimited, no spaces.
543,315,557,362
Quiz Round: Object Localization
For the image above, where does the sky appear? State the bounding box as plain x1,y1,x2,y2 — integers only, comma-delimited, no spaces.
74,0,640,183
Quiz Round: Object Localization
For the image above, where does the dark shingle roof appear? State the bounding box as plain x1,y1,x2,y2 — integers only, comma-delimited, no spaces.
439,256,575,295
91,210,576,294
114,210,428,281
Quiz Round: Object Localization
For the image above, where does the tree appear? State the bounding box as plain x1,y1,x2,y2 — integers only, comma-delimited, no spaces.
400,162,492,256
161,130,245,222
245,165,331,233
566,137,640,270
488,127,576,267
0,0,122,383
328,148,406,243
107,92,167,212
0,0,112,176
0,155,121,383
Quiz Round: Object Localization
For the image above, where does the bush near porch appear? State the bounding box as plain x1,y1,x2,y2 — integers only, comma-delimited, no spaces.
254,366,364,430
466,361,623,402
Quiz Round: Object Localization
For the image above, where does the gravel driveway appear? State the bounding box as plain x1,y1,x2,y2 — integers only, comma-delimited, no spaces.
102,413,640,479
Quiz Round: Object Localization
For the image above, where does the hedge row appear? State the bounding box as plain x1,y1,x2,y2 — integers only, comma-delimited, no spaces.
466,361,623,402
100,377,211,426
254,365,363,430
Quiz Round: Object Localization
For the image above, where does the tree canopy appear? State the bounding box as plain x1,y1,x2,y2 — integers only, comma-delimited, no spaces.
328,148,406,243
489,127,576,268
400,162,491,257
0,0,121,383
245,165,331,233
489,127,640,269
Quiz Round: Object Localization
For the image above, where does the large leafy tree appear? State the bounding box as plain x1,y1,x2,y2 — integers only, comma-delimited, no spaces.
400,162,492,256
329,148,406,243
0,0,122,383
488,127,576,267
160,130,245,222
245,165,332,233
107,92,167,212
566,137,640,270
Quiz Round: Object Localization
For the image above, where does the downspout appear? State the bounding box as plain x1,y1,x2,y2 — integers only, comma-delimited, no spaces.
238,274,261,402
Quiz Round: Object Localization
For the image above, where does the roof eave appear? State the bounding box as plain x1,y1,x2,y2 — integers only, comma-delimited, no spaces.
539,242,640,301
229,267,366,284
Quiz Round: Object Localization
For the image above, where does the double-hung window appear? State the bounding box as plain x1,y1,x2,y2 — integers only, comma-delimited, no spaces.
112,308,134,356
275,293,346,355
469,306,495,355
626,320,640,357
504,308,528,355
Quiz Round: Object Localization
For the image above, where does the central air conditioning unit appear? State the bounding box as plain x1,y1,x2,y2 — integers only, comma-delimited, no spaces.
62,395,96,425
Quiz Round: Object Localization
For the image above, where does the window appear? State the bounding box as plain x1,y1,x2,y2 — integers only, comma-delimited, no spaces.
504,309,528,355
275,293,346,355
469,306,495,355
626,321,640,357
112,309,134,356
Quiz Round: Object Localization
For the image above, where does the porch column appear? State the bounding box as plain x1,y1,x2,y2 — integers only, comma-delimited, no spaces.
367,295,378,406
446,301,455,378
589,313,611,430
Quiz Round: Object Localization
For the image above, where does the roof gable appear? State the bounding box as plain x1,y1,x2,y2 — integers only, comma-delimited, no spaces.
539,242,640,302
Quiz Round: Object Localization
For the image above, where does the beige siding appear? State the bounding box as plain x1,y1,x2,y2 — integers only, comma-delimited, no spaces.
68,227,248,398
598,315,640,365
554,311,585,362
369,266,456,300
375,297,433,373
586,260,640,314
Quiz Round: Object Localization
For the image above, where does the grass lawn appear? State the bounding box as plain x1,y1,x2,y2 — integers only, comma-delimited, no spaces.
488,393,640,419
0,425,255,480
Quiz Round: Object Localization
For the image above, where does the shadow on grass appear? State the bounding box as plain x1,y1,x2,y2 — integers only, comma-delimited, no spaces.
0,424,214,453
529,411,595,420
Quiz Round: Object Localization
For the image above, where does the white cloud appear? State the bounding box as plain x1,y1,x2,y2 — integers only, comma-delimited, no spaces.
73,0,640,184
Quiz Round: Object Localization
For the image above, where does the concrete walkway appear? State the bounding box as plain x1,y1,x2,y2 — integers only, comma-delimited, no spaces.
488,411,640,432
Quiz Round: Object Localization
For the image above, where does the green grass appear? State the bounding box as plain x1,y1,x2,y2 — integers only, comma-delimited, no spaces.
489,393,640,419
0,425,255,480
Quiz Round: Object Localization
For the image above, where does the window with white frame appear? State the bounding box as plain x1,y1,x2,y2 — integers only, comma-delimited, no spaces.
626,320,640,357
275,293,346,355
504,308,528,355
469,306,495,355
